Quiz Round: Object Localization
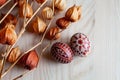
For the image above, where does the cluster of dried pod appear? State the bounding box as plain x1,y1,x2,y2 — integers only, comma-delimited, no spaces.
0,0,48,68
0,0,47,78
18,1,33,18
46,5,82,40
0,0,49,45
0,14,17,45
30,0,67,34
0,0,85,79
30,4,81,40
7,46,39,70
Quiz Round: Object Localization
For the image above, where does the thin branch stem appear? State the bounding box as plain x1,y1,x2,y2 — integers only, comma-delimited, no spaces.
0,0,11,10
0,1,28,79
0,2,18,24
12,70,30,80
1,0,48,78
1,53,24,78
0,45,10,80
52,0,55,15
25,0,47,27
4,0,48,65
25,18,53,54
2,16,53,78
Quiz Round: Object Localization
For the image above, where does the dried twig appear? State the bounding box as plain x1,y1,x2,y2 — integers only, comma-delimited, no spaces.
25,18,53,54
7,17,65,80
1,0,48,78
4,0,47,67
52,0,55,14
0,2,18,24
0,0,11,10
0,0,28,79
1,17,53,78
1,0,57,79
0,46,10,79
12,70,30,80
6,17,66,80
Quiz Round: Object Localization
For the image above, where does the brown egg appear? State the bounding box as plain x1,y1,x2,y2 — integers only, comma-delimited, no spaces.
0,0,6,6
51,42,73,63
70,33,90,57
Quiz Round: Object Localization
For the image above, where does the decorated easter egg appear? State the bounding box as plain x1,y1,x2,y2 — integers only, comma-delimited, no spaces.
51,42,73,63
70,33,90,56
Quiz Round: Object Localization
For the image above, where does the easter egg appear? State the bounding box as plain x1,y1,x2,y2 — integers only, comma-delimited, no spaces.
51,42,73,63
70,33,90,57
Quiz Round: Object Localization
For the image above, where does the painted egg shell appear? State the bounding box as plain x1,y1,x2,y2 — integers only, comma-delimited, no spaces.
70,33,90,57
51,42,73,63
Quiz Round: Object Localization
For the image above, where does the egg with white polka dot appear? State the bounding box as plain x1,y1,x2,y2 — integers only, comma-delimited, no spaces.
70,33,90,57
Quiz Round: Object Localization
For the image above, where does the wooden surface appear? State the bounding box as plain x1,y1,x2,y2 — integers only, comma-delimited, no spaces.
0,0,119,80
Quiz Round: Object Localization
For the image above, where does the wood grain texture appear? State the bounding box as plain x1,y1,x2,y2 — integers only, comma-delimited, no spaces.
2,0,120,80
95,0,120,80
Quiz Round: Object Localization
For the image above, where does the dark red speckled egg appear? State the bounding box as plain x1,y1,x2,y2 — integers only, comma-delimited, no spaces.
70,33,90,57
51,42,73,63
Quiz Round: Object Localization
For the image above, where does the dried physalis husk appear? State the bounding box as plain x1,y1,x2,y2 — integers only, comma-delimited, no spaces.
14,0,26,7
0,23,17,45
46,27,61,40
18,50,39,70
19,3,33,18
54,0,66,11
65,5,82,22
0,0,6,6
32,16,46,34
42,7,53,20
56,17,71,29
7,47,21,63
1,14,17,29
36,0,46,4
